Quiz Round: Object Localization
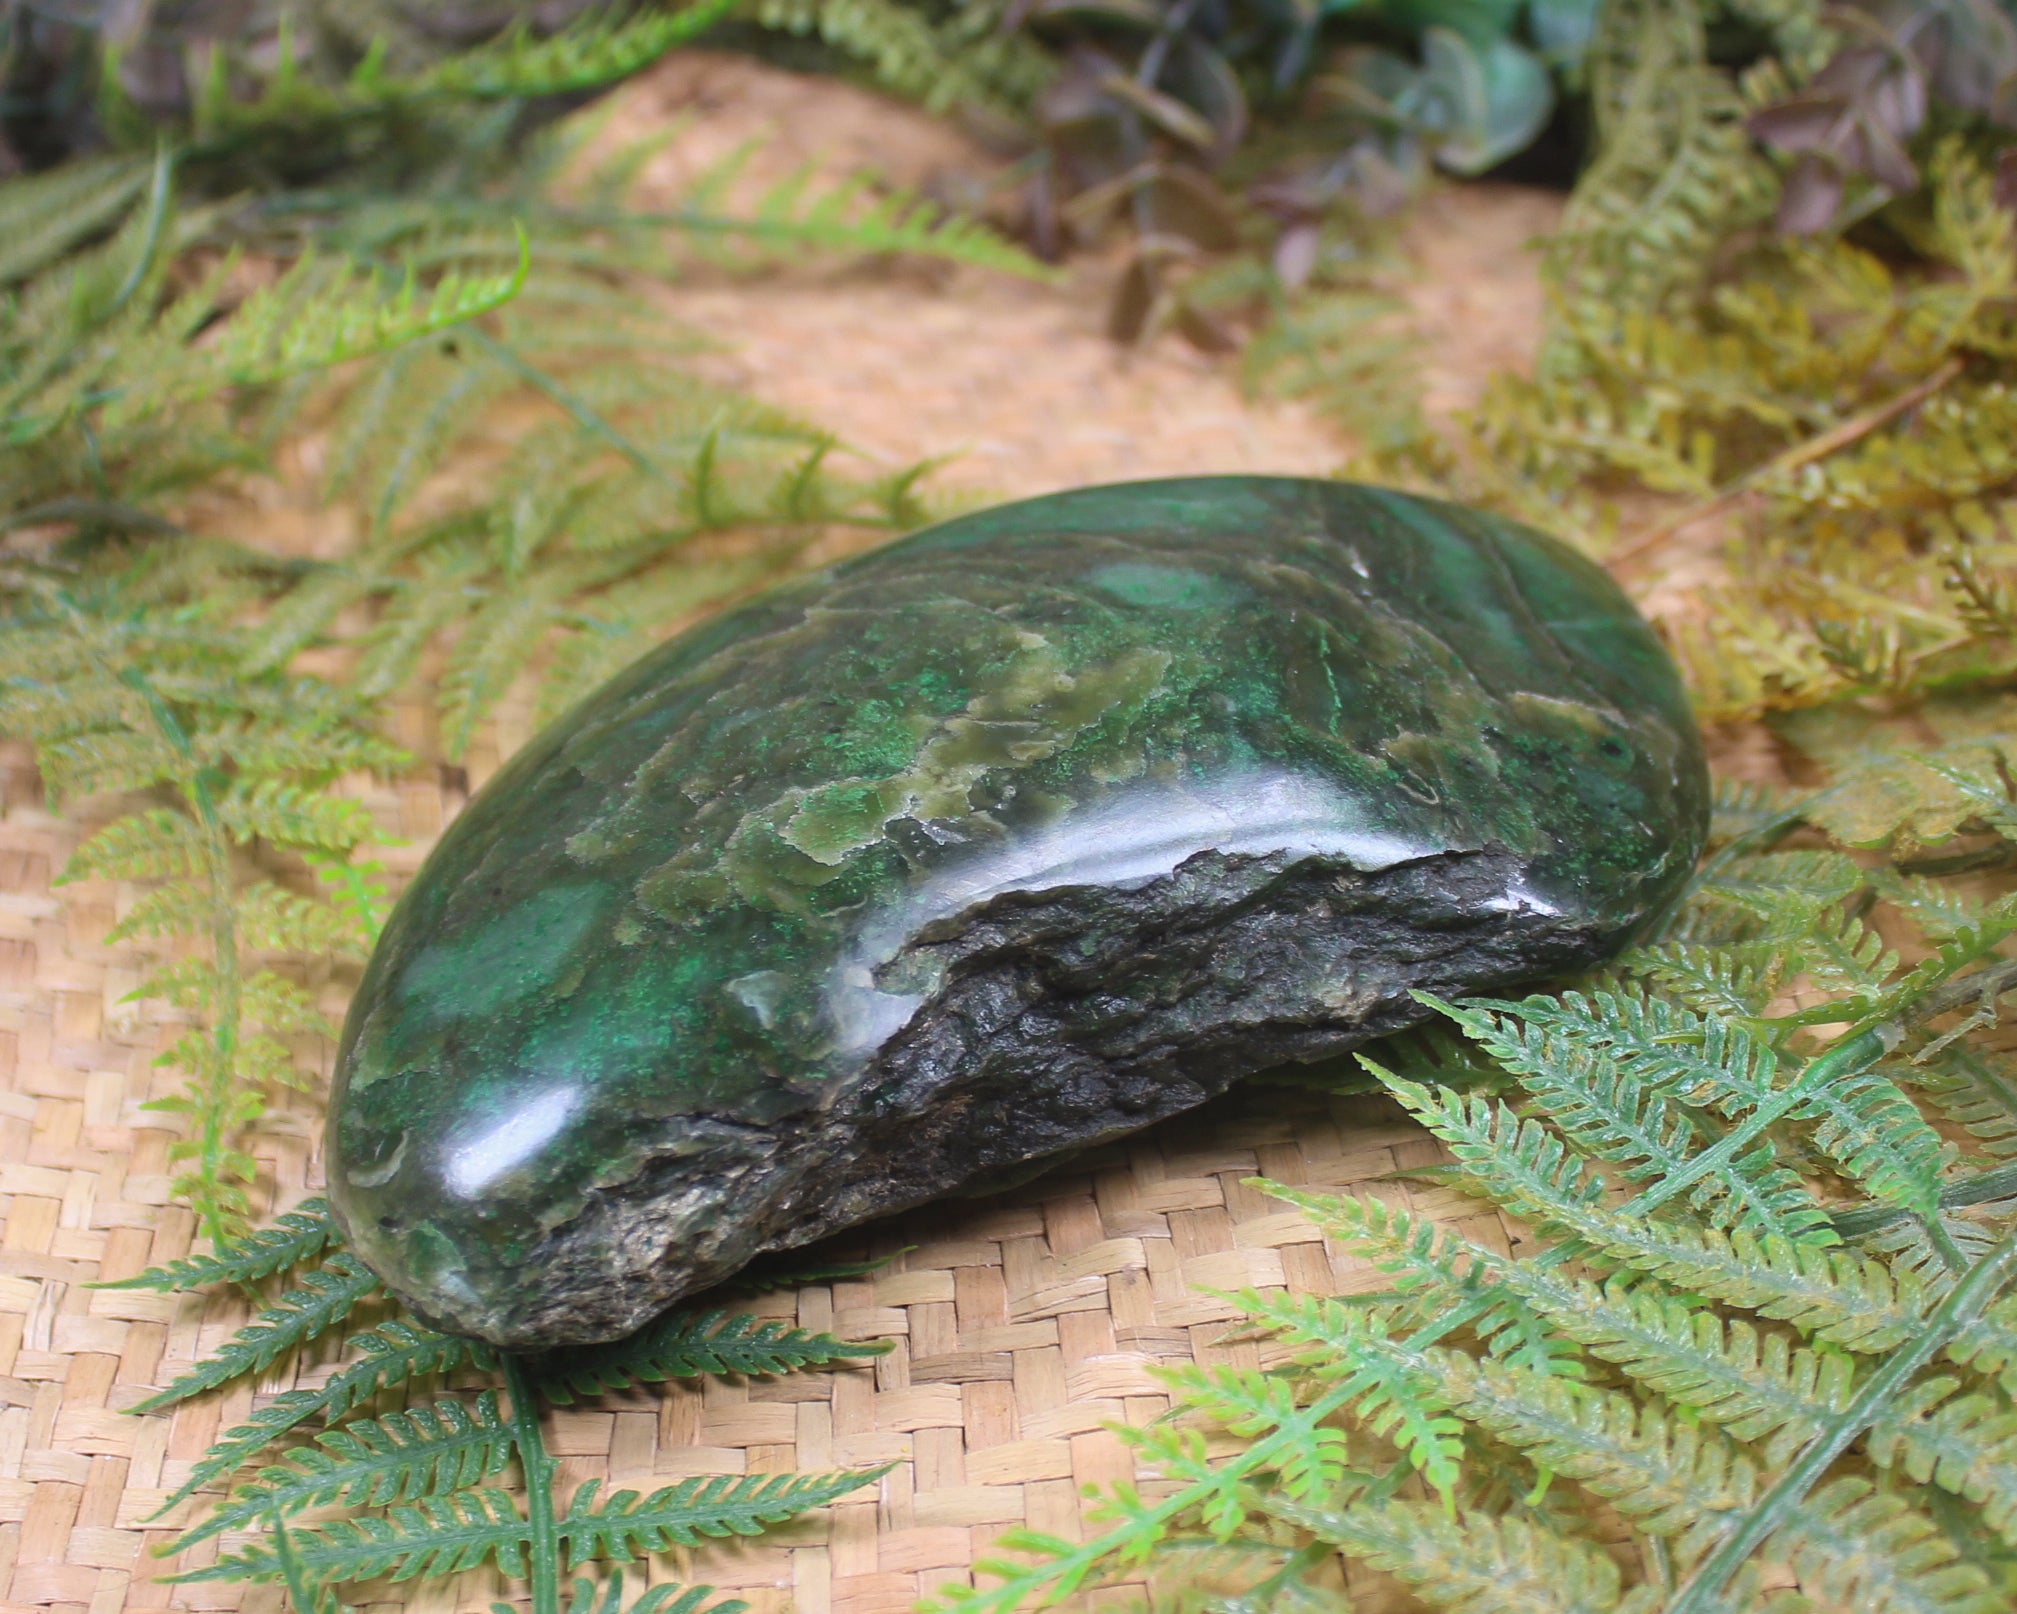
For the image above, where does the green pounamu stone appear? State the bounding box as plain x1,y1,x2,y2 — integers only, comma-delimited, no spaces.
328,476,1707,1347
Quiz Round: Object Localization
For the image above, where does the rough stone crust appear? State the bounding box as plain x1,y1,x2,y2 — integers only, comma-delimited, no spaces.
395,844,1602,1348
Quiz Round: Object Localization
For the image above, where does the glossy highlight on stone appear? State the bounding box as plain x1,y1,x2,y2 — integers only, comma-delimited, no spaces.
328,476,1709,1348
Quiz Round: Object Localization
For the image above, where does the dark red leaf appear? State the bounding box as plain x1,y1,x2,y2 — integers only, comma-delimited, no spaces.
1776,152,1845,236
1108,254,1158,344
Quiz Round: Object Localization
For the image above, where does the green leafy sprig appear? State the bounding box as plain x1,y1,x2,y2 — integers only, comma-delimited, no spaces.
114,1203,893,1614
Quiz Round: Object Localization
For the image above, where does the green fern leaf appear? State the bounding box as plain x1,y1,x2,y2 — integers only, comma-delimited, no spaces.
1542,1199,1927,1354
133,1255,382,1412
0,152,154,285
1790,1066,1951,1215
182,1466,886,1588
1147,1361,1361,1512
1708,777,1803,845
106,879,221,945
94,1198,336,1291
215,782,377,852
1694,848,1865,918
436,583,569,761
1797,902,1900,999
63,808,206,881
678,167,1058,281
1770,1475,2002,1614
1382,1064,1833,1246
1946,1294,2017,1400
1269,1498,1629,1614
157,1321,497,1511
535,1570,745,1614
1260,1182,1577,1376
1858,894,2017,1027
1503,1268,1852,1465
232,880,370,957
1436,1352,1760,1563
200,240,530,395
1913,1045,2017,1162
1417,998,1714,1188
424,0,741,98
1218,1290,1465,1498
557,1469,892,1565
238,970,337,1034
537,1310,890,1404
1868,1379,2017,1550
170,1392,516,1552
1470,989,1784,1112
1622,939,1789,1019
1870,869,1991,945
172,1485,533,1584
748,0,1051,117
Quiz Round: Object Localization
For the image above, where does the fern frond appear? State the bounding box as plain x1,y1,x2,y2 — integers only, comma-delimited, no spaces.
239,969,338,1034
537,1309,890,1404
1466,989,1784,1111
1268,1498,1628,1614
1795,902,1900,1001
1945,1294,2017,1400
64,808,206,881
232,880,370,957
1549,0,1775,311
557,1469,892,1566
133,1255,382,1412
170,1392,516,1551
0,152,154,285
1381,1063,1833,1246
1856,893,2017,1030
178,1461,885,1587
747,0,1052,117
1212,1290,1465,1498
1622,939,1789,1019
1417,996,1723,1198
436,583,571,761
1436,1351,1759,1563
172,1485,534,1585
112,237,529,419
1791,1065,1952,1215
215,782,377,852
1914,1045,2017,1164
424,0,740,98
1503,1269,1851,1466
158,1321,498,1511
1258,1182,1577,1376
1549,1199,1928,1354
94,1198,336,1291
537,1569,745,1614
106,878,218,945
1869,1378,2017,1549
1142,1362,1361,1513
1709,777,1803,844
668,167,1057,281
1768,1475,2002,1614
1694,848,1865,918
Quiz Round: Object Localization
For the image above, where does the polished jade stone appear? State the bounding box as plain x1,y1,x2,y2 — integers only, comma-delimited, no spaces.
328,476,1707,1348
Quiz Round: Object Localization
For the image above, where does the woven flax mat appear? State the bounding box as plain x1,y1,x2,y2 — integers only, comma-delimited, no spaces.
0,730,1524,1614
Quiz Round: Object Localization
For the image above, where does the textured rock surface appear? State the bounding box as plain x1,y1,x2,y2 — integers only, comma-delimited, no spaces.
327,476,1708,1348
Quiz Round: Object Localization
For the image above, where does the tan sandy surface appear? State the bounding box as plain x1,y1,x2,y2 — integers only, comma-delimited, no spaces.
587,51,1562,503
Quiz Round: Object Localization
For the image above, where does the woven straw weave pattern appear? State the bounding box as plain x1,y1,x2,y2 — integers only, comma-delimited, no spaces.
0,727,1519,1614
